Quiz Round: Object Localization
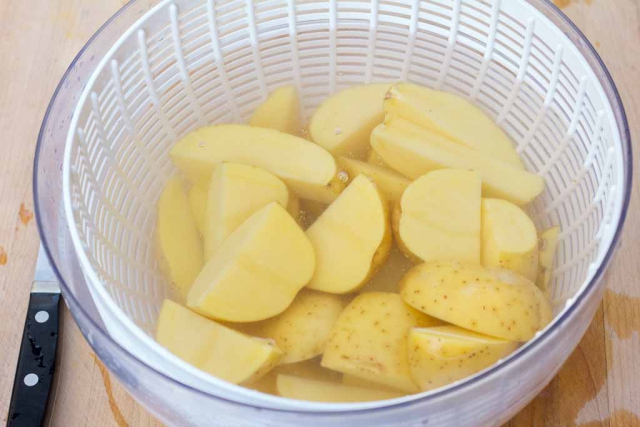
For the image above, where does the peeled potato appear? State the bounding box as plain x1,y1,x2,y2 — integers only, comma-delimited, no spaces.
481,198,538,281
306,175,391,294
384,83,524,169
277,375,402,402
187,179,208,235
536,226,560,291
400,261,552,341
249,85,300,135
371,116,544,206
205,163,289,259
408,326,518,391
156,300,282,384
394,169,481,264
187,202,315,322
322,292,440,393
157,177,203,298
309,83,392,158
170,124,343,203
247,290,348,364
248,359,342,394
338,156,410,205
341,374,403,396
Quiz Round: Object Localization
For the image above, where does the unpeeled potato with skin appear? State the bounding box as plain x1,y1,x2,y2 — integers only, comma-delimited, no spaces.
408,325,518,391
322,292,441,393
536,226,560,291
245,289,348,364
306,175,391,294
400,261,552,342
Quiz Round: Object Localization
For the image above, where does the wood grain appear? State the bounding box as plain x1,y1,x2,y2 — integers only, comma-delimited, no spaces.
0,1,638,426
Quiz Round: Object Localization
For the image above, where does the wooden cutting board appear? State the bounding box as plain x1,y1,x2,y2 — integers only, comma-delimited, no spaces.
0,0,638,425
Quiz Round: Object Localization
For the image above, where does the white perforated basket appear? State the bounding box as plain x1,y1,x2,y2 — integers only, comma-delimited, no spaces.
60,0,630,424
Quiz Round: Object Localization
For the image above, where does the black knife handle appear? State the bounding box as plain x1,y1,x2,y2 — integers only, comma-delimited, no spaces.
7,292,61,427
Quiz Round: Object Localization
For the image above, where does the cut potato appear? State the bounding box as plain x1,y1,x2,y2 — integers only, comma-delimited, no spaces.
536,226,560,291
371,116,544,205
338,156,410,205
170,124,342,203
341,374,403,395
394,170,481,264
249,85,300,135
408,326,518,391
277,375,403,402
359,245,415,294
248,359,342,394
188,179,208,235
157,177,203,299
322,292,440,393
482,198,538,281
205,163,289,259
309,83,392,158
306,175,391,294
247,289,348,364
384,83,524,169
400,261,552,341
156,300,282,384
187,202,315,322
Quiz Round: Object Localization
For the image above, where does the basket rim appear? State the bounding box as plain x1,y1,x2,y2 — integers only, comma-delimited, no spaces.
35,0,633,415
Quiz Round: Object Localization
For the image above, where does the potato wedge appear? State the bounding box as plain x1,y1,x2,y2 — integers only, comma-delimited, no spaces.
359,246,415,294
322,292,440,392
187,202,315,322
536,226,560,291
277,375,403,402
482,198,538,281
384,83,524,168
338,156,410,205
156,300,282,384
187,179,208,235
247,289,348,364
250,85,300,135
341,374,403,396
170,124,342,203
394,170,481,264
408,326,518,391
248,359,342,394
371,116,544,205
157,177,203,299
306,175,391,294
309,83,392,158
400,261,552,341
205,163,289,259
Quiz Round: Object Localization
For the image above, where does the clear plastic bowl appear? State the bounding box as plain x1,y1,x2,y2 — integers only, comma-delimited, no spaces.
35,0,632,425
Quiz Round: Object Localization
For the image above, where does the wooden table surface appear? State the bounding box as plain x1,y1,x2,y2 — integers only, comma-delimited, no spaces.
0,0,639,426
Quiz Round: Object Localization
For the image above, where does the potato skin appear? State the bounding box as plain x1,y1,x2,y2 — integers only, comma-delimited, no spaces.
247,289,348,364
400,261,552,342
321,292,440,392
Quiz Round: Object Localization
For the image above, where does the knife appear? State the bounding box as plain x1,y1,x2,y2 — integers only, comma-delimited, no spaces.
7,245,61,427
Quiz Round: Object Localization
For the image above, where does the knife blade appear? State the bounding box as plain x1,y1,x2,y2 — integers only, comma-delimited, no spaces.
8,245,61,427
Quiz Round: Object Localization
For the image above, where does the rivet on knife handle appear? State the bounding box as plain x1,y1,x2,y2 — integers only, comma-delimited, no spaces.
8,292,61,427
